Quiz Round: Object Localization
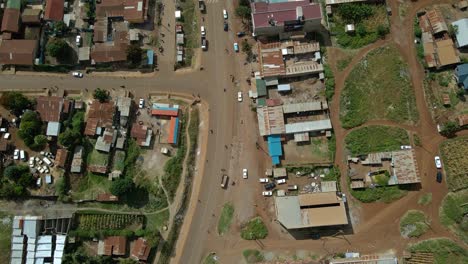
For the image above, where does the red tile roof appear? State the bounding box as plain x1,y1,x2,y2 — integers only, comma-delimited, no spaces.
44,0,64,21
55,149,69,168
252,1,321,29
0,39,38,66
103,236,127,256
151,109,179,117
1,8,20,33
36,96,64,122
131,238,151,261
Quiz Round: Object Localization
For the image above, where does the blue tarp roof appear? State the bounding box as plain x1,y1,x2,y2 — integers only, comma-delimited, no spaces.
456,64,468,89
147,50,154,65
172,117,179,144
267,135,282,165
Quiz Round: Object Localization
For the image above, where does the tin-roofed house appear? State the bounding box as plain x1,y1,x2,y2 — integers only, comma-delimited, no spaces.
36,96,72,137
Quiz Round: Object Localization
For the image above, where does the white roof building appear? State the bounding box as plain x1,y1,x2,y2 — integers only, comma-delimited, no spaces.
452,19,468,48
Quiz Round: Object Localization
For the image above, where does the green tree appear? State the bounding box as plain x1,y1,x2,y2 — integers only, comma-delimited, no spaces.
4,165,22,180
18,111,42,147
337,3,374,23
46,38,69,58
126,44,143,65
71,111,85,131
448,24,458,38
33,135,48,149
440,121,460,137
54,21,67,34
0,92,33,115
119,258,139,264
356,24,367,36
93,88,109,102
58,129,80,148
235,5,251,20
377,25,389,38
110,178,134,197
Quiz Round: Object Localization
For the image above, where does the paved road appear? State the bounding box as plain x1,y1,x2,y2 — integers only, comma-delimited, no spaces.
0,1,244,264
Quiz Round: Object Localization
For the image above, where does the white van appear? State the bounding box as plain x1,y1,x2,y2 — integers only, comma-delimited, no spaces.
20,150,26,161
42,157,53,167
223,9,228,19
201,26,206,36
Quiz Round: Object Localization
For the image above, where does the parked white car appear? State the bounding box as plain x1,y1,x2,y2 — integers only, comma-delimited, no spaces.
223,9,228,19
201,26,206,36
29,157,35,168
276,179,286,185
13,149,19,160
76,35,82,46
139,98,145,109
3,133,10,139
237,91,243,102
434,156,442,169
0,127,7,133
262,191,272,197
259,178,269,183
242,168,248,179
72,71,83,78
400,145,412,150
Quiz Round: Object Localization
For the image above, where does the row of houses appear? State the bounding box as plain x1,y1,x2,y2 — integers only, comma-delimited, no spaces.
0,0,151,67
97,236,152,262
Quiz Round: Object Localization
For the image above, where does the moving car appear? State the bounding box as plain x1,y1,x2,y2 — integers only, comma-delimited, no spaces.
139,98,145,109
221,174,229,188
237,91,243,102
262,191,272,197
224,22,228,31
264,182,276,190
242,168,248,179
233,42,239,52
436,171,443,183
223,9,228,19
72,72,83,78
276,179,286,185
201,26,206,36
259,178,269,183
400,145,412,150
434,156,442,169
236,32,245,37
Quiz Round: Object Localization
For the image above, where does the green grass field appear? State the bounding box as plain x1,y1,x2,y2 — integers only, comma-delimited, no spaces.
418,193,432,205
340,45,419,128
345,125,410,155
72,173,111,200
88,149,109,167
439,189,468,244
146,209,169,231
439,136,468,191
350,185,407,203
217,203,234,235
408,238,468,264
400,210,429,238
0,213,11,264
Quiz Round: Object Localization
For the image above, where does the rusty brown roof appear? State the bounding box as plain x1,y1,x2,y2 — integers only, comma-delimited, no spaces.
36,96,64,122
0,39,37,65
91,42,128,63
131,123,148,140
103,236,127,256
22,9,42,24
458,114,468,126
123,0,147,22
131,237,151,261
44,0,64,21
85,101,115,136
1,8,20,33
55,149,68,168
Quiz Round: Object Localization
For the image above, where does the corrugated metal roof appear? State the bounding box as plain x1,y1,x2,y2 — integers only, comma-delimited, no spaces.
452,19,468,47
256,79,267,96
282,101,324,113
285,119,332,134
277,84,291,91
46,122,61,136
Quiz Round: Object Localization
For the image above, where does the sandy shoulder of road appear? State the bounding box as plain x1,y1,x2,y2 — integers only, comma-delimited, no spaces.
171,100,210,263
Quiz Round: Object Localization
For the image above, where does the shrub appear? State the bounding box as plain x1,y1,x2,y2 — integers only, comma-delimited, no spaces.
400,210,429,238
241,217,268,240
46,38,69,58
93,88,109,102
337,3,374,23
243,249,264,263
351,186,407,203
0,92,33,115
